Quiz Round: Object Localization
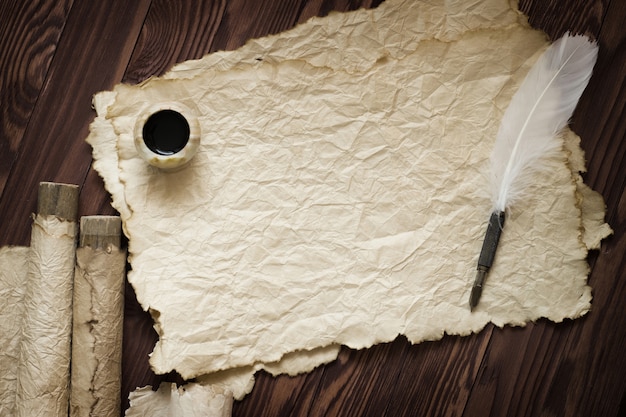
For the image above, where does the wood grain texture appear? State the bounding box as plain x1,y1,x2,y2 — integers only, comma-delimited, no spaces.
0,0,72,195
0,1,624,416
518,0,606,40
123,0,227,84
297,0,385,23
79,215,122,249
462,2,626,416
0,0,152,247
37,181,79,221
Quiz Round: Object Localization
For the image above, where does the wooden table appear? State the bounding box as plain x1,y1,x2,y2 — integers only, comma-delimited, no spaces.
1,1,624,415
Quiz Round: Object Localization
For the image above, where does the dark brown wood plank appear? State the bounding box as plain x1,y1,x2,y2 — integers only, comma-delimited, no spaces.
574,0,626,200
79,168,118,216
123,0,227,84
0,0,152,247
2,1,624,416
381,335,491,417
211,0,310,52
235,340,408,417
518,0,606,40
0,0,73,194
234,367,325,416
462,1,626,416
236,332,490,417
335,335,488,417
464,321,570,416
297,0,386,23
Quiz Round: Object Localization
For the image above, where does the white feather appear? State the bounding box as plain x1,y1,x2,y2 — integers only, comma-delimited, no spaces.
490,34,598,212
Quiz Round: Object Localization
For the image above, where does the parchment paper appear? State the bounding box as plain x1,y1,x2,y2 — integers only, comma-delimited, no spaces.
125,383,233,417
87,0,611,390
0,246,29,417
70,246,126,417
16,215,77,417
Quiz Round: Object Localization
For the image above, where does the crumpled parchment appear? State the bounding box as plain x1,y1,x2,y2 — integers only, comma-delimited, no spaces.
70,245,126,417
1,217,128,416
0,246,29,417
16,215,77,417
87,0,612,396
125,383,233,417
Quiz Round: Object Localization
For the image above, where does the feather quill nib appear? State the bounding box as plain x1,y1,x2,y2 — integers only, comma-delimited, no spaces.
470,211,504,311
469,33,598,311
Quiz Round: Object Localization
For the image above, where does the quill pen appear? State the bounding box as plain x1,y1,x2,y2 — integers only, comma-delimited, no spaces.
469,34,598,310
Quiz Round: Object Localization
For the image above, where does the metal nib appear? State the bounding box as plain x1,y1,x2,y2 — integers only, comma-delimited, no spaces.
469,211,505,311
469,268,487,311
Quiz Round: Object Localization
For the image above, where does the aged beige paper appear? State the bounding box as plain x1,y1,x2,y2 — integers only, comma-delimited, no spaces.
87,0,611,390
194,344,342,399
70,246,126,417
126,383,233,417
16,216,77,417
0,246,29,417
165,0,521,76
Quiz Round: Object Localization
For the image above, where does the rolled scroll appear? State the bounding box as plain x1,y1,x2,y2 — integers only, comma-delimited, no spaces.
16,182,79,417
0,246,29,416
70,216,126,417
